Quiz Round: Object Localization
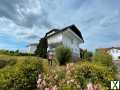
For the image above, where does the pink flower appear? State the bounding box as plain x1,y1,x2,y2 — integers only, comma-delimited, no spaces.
45,87,49,90
52,85,57,90
37,79,42,84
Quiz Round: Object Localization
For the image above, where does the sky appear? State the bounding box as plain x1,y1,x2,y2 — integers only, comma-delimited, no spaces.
0,0,120,51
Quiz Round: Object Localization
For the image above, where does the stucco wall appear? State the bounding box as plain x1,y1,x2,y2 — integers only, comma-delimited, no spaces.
47,28,83,58
27,45,37,54
47,33,62,45
62,29,83,57
108,49,120,60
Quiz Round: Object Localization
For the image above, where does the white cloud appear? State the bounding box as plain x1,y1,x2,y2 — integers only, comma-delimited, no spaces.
0,17,48,45
0,0,120,50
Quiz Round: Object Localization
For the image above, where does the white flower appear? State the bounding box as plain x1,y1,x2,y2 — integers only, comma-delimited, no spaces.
38,74,42,78
70,79,74,82
67,80,70,84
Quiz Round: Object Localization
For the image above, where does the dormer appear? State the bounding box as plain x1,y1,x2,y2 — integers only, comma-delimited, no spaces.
45,29,60,37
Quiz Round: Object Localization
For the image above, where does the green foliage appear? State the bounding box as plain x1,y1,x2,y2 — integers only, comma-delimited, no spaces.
7,59,16,66
35,37,48,58
0,59,16,69
75,61,114,89
0,53,117,89
81,49,93,60
55,46,72,65
118,56,120,59
0,60,7,68
93,51,113,67
59,84,75,90
0,50,34,56
0,58,43,90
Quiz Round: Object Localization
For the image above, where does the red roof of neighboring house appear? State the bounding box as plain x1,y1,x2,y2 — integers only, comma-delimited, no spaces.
96,47,120,52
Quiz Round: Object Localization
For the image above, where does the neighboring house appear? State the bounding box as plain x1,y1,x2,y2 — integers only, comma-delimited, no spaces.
96,47,120,60
45,24,84,59
108,47,120,60
27,43,38,54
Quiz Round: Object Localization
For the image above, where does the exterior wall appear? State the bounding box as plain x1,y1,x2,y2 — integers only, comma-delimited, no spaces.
62,28,83,58
27,45,37,54
47,33,63,51
108,48,120,60
47,28,83,59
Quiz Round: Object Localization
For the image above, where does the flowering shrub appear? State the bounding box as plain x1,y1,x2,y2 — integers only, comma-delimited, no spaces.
36,61,116,90
37,63,81,90
75,61,114,89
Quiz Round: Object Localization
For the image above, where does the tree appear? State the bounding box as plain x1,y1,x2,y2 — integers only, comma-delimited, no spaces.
81,49,93,60
15,50,19,53
35,37,48,58
93,51,112,67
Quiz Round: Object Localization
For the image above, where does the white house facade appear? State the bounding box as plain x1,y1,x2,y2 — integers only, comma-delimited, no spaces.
107,47,120,60
46,25,84,59
97,47,120,60
27,43,38,54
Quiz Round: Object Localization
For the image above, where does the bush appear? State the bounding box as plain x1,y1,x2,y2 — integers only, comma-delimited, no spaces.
0,60,8,68
75,61,114,89
55,46,72,65
93,51,113,67
7,59,16,66
0,59,16,69
81,49,93,60
0,59,43,90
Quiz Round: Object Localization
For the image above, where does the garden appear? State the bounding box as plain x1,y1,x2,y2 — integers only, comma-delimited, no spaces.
0,46,119,90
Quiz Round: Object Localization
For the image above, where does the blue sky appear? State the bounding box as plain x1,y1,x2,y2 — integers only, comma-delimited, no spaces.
0,0,120,51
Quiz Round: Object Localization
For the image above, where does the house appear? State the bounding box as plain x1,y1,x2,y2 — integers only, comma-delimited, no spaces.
96,47,120,60
45,24,84,59
27,43,38,54
108,47,120,60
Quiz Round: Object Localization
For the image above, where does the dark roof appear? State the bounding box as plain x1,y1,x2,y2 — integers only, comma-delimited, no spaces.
109,47,120,50
46,29,60,35
45,24,84,42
